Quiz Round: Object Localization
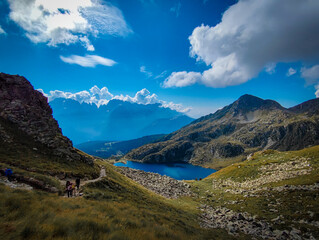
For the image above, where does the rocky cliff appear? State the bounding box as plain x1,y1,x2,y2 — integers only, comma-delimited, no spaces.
125,95,319,168
0,73,93,165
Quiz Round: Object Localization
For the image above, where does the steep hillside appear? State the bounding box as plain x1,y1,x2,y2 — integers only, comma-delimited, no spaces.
0,73,99,180
50,98,193,144
76,134,165,158
126,94,319,169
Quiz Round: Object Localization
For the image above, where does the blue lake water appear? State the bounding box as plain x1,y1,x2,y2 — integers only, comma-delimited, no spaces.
114,161,216,180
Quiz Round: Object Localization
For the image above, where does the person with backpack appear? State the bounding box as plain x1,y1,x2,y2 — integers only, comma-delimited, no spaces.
67,183,73,198
5,168,13,181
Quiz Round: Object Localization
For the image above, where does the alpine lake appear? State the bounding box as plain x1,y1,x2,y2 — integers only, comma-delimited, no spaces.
114,161,216,180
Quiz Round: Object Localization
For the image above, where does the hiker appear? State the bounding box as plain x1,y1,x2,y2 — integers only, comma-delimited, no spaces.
5,168,13,181
66,180,70,189
72,183,76,196
75,178,80,190
67,183,73,198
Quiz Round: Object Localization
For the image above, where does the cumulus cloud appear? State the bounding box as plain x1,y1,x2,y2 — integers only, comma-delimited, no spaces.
8,0,132,50
113,89,159,105
287,68,297,77
165,0,319,88
47,86,113,107
0,25,6,35
43,86,190,113
60,54,116,67
163,71,202,88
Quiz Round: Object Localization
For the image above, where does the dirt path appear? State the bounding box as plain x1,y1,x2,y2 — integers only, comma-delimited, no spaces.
61,167,106,198
82,167,106,185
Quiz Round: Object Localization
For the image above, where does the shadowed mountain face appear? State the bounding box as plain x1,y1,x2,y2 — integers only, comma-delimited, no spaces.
126,94,319,168
50,98,194,144
0,73,94,166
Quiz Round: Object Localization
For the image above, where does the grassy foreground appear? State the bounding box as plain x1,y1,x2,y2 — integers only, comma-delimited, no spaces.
0,161,237,240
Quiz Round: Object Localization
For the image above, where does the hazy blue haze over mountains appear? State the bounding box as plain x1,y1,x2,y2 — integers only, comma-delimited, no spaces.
50,98,194,144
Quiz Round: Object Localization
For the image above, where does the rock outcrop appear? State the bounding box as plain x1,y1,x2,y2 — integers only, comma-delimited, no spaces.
0,73,93,165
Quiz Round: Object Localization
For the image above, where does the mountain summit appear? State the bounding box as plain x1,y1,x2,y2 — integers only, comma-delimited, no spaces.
232,94,284,113
126,94,319,169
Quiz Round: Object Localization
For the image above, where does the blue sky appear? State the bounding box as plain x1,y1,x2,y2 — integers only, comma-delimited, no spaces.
0,0,319,118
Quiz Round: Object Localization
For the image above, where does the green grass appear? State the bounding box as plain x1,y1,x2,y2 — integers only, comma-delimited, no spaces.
190,145,319,239
0,160,239,240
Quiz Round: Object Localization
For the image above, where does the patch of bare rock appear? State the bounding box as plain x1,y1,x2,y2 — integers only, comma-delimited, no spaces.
117,167,192,199
200,205,314,240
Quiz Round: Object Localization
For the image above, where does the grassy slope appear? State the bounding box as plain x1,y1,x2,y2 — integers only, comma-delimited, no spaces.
0,160,241,240
191,145,319,238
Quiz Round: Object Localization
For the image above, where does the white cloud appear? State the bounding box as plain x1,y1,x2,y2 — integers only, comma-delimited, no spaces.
48,86,113,107
154,70,168,79
316,85,319,98
36,88,48,97
0,25,6,35
301,65,319,85
113,89,159,105
163,71,202,88
165,0,319,88
170,2,181,17
60,54,116,67
160,101,191,113
8,0,132,50
301,65,319,97
44,86,190,113
265,63,276,75
140,66,153,78
287,67,297,77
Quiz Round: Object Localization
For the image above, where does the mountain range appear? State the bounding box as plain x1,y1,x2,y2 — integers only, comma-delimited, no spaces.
76,134,165,158
50,98,193,144
125,94,319,169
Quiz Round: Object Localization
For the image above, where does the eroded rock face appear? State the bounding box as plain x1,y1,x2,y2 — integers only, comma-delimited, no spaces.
0,73,93,165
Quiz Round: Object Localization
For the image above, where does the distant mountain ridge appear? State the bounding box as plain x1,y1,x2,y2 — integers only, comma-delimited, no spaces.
76,134,165,158
50,98,194,144
126,94,319,169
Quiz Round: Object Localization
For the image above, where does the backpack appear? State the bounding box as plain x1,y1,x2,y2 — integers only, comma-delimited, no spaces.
6,169,12,176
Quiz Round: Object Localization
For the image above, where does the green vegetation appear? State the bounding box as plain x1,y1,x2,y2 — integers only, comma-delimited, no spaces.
0,161,237,240
190,145,319,239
